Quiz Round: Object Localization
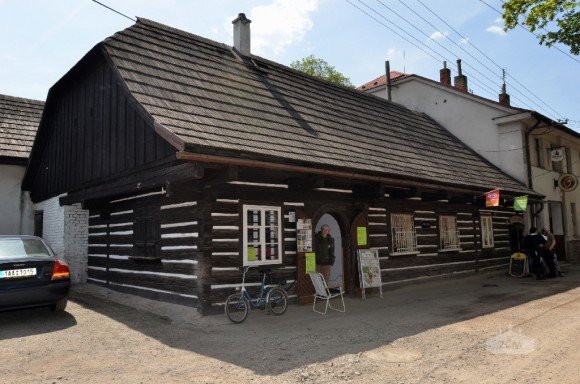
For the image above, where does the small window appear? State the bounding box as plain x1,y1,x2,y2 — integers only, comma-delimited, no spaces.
571,203,578,237
390,213,417,254
34,211,44,238
534,138,544,168
552,147,564,173
481,215,494,248
439,215,460,251
243,205,282,266
133,206,159,259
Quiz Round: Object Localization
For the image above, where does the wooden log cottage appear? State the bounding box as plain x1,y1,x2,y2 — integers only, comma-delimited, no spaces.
22,15,540,314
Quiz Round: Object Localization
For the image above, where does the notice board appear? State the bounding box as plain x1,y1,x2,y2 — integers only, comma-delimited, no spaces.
357,249,383,299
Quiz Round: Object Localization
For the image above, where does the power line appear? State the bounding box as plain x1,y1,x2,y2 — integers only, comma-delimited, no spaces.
376,0,563,119
369,0,552,114
478,0,580,64
346,0,499,99
412,0,566,120
91,0,136,22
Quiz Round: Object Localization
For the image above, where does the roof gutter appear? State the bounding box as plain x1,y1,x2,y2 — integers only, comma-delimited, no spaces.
176,151,537,198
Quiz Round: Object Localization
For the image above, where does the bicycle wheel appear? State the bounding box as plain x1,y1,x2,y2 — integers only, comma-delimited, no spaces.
225,293,249,323
266,287,288,315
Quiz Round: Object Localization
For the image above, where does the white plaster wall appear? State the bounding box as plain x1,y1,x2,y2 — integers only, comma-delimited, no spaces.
33,196,89,283
368,82,527,183
0,163,34,235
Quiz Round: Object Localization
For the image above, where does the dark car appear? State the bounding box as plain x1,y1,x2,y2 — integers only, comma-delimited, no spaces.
0,235,70,312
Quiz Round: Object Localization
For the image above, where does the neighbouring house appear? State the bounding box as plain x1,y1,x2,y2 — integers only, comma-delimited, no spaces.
22,15,539,315
0,94,43,236
359,62,580,261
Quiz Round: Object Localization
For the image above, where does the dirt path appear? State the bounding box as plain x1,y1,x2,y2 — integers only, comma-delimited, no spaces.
1,267,579,384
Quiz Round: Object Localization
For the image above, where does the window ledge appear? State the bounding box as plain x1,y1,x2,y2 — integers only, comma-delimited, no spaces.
438,248,461,253
389,251,420,257
243,260,283,267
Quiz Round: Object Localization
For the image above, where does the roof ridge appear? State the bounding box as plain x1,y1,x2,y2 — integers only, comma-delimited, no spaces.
0,93,45,105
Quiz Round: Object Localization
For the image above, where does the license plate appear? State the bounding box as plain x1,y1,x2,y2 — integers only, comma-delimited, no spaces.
0,268,37,279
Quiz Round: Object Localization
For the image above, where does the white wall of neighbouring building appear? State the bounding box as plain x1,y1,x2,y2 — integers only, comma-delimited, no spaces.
34,196,89,283
0,163,34,235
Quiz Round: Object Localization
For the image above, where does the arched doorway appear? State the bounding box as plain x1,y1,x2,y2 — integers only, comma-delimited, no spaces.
315,213,344,288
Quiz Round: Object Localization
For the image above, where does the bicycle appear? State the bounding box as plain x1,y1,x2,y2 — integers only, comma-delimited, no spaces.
225,266,288,323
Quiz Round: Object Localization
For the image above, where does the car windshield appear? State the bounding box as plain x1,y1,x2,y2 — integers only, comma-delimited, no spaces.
0,239,51,260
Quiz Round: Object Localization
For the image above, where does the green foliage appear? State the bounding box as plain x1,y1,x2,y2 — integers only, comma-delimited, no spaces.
290,55,354,87
502,0,580,54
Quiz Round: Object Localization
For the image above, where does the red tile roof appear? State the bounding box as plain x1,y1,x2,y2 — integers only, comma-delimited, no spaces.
357,71,408,91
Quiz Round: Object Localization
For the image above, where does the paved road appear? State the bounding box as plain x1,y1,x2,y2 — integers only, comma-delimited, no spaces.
1,266,579,384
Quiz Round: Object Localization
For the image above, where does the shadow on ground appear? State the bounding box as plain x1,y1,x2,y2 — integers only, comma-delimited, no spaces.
28,266,580,375
0,307,77,340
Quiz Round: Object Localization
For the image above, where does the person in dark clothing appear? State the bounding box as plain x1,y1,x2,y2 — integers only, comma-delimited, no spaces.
315,224,335,283
522,227,547,279
542,226,561,277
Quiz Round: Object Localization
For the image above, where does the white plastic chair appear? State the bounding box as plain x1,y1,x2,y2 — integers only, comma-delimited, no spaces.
309,272,346,315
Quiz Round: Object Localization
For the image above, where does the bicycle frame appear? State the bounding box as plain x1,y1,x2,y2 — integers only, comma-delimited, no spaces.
239,266,276,310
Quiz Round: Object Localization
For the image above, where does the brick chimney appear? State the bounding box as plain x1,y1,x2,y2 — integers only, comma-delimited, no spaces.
454,59,468,92
232,13,251,56
440,61,451,86
499,82,510,106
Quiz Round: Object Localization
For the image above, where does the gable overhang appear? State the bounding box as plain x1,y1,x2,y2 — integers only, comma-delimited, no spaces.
175,150,542,199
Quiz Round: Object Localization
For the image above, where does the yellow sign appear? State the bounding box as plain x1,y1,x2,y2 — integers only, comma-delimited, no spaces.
305,252,316,273
247,247,257,262
357,226,367,246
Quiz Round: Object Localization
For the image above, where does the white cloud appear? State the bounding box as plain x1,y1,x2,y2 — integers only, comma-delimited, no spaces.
225,0,318,56
486,25,506,36
458,37,469,45
429,31,448,41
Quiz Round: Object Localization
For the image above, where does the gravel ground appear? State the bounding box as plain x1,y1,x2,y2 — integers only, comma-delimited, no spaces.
1,266,579,384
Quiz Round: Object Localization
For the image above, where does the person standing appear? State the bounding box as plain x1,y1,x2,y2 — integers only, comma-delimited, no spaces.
522,227,546,279
315,224,335,283
542,226,562,277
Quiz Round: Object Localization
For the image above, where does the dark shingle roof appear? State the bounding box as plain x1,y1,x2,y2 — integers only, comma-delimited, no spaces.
101,18,532,194
0,94,44,160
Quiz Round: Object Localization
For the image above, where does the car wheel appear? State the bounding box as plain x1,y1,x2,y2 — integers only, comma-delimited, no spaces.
50,298,68,312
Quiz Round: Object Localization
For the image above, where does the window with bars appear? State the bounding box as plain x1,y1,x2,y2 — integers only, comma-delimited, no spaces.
439,215,460,251
243,205,282,266
481,215,494,248
390,213,417,254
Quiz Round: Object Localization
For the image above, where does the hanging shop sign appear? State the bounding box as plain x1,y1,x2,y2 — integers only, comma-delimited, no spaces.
357,249,383,300
513,195,528,212
558,174,578,192
296,218,313,252
485,189,500,207
550,148,564,162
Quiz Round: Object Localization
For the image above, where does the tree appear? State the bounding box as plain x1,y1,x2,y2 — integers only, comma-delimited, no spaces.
502,0,580,55
290,55,354,87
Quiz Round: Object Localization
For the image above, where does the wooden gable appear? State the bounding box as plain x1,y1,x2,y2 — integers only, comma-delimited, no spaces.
24,47,177,203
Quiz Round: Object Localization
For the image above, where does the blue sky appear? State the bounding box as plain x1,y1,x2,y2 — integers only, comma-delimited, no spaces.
1,0,578,130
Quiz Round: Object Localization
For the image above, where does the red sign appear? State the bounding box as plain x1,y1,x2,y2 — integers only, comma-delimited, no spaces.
486,189,500,207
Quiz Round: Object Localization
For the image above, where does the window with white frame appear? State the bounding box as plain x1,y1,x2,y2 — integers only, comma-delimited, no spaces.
439,215,460,251
390,213,417,254
481,215,494,248
243,205,282,266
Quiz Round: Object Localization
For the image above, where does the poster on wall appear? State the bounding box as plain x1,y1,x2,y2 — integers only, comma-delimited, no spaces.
305,252,316,273
297,219,313,252
357,249,383,300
